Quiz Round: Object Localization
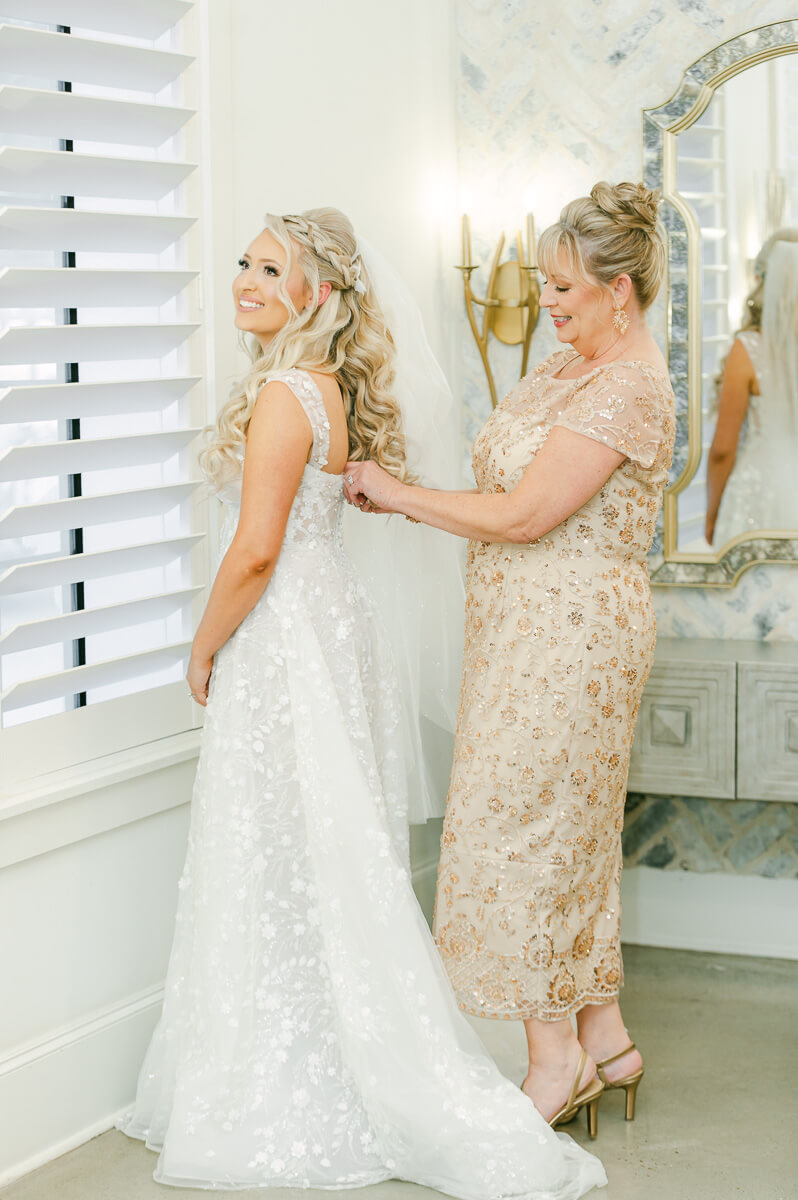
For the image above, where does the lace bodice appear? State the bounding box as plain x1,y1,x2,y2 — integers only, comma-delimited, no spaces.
216,367,344,555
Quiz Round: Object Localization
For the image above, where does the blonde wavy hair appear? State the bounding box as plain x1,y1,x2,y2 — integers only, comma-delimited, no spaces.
737,227,798,334
712,227,798,408
199,207,410,489
538,181,667,310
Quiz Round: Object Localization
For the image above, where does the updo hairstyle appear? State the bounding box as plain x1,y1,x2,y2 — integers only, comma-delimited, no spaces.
538,181,667,310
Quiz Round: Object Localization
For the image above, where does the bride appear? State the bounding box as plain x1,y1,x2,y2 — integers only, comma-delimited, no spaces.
118,207,605,1198
706,230,798,548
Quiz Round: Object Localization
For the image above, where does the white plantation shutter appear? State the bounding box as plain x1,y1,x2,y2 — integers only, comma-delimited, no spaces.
0,0,208,786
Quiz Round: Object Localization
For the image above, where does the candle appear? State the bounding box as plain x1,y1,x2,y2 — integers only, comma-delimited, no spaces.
461,213,471,268
527,212,536,269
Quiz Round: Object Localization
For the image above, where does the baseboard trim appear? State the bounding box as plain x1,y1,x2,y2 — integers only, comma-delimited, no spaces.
620,865,798,959
0,1110,124,1190
0,987,165,1188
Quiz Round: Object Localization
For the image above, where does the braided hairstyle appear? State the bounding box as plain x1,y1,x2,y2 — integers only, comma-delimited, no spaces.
200,207,411,489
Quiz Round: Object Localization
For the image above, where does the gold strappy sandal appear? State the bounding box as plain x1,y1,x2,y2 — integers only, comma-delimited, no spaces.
549,1048,604,1139
595,1041,644,1121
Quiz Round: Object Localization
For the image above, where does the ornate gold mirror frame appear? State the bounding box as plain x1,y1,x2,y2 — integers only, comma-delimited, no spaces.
644,20,798,586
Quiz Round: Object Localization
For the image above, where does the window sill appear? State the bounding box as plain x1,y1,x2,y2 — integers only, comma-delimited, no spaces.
0,729,201,820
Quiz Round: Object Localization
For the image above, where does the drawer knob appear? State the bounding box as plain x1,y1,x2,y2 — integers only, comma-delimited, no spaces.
651,704,690,747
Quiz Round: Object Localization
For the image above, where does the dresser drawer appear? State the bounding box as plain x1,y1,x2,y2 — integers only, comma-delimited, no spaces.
737,662,798,802
628,659,736,798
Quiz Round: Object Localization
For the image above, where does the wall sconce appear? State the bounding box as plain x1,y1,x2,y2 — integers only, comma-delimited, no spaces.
456,214,540,408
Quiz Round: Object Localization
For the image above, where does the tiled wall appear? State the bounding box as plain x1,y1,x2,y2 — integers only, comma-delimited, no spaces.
455,0,798,875
623,794,798,878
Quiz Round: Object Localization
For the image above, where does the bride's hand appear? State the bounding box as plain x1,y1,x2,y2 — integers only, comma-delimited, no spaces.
343,461,402,514
187,653,213,706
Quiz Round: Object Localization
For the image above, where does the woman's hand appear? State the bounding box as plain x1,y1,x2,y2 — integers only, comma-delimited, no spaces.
343,460,403,514
187,652,213,706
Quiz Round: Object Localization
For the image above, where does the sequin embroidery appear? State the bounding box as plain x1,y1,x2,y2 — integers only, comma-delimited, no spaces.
433,352,676,1021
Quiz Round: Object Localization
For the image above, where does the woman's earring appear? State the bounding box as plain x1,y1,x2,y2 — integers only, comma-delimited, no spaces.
612,304,630,335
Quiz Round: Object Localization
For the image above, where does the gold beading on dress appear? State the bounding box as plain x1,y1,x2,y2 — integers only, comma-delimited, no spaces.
433,351,676,1021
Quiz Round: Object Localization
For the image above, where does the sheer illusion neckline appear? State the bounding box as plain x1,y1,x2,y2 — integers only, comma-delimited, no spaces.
549,353,671,384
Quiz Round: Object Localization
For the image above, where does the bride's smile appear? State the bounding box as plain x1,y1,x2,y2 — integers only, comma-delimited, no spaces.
233,229,317,347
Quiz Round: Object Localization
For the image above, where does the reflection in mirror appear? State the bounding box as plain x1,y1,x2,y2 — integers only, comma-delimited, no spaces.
674,55,798,554
706,233,798,549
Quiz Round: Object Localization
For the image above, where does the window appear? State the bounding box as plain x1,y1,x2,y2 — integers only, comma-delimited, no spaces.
0,0,208,788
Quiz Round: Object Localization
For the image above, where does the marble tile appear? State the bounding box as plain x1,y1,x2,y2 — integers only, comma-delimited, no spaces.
623,794,798,878
726,809,795,872
639,836,677,868
622,795,678,857
681,796,735,844
606,8,666,67
672,0,724,35
460,52,488,94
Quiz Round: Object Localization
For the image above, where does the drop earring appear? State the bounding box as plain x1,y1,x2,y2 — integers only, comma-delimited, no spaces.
612,304,629,335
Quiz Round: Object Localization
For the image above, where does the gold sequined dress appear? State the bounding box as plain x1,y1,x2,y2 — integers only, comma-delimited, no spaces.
433,352,675,1021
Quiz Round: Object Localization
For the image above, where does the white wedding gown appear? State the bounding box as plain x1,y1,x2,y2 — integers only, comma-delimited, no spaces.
713,330,798,549
119,369,605,1199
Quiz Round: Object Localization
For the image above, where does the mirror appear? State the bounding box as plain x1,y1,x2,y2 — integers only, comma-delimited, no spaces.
643,22,798,586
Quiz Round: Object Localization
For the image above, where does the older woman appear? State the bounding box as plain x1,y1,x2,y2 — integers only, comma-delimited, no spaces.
345,181,675,1136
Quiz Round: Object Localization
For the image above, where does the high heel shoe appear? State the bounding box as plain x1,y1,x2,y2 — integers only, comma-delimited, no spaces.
595,1041,644,1121
549,1048,604,1139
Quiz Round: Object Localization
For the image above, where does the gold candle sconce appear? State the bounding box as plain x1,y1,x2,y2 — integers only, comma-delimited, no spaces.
457,213,540,408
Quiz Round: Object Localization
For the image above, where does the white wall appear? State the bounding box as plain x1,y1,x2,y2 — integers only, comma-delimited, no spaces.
0,0,458,1185
0,750,195,1185
204,0,460,404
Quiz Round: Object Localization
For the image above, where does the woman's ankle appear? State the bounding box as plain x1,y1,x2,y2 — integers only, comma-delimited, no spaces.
576,1001,628,1050
524,1016,580,1068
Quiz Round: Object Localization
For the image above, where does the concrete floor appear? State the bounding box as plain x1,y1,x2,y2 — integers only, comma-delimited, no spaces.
2,946,796,1200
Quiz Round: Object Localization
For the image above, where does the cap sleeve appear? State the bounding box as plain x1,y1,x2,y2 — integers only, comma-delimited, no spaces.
552,363,673,469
